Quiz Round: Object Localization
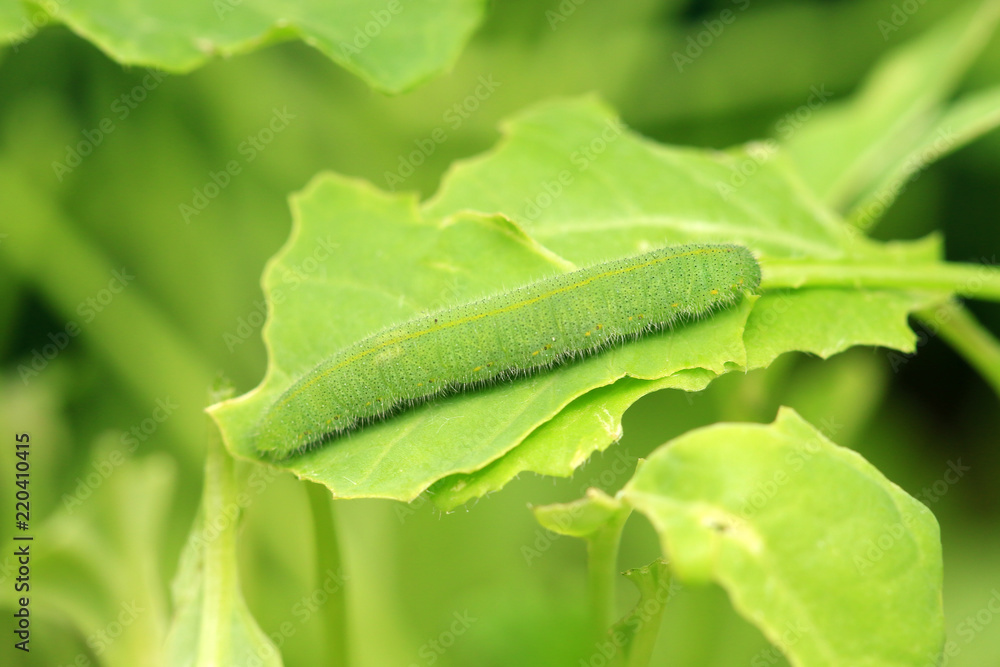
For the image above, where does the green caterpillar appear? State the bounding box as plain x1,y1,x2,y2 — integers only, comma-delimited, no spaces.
255,243,760,458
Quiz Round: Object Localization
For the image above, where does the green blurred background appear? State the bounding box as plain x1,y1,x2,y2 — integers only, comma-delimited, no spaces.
1,0,999,665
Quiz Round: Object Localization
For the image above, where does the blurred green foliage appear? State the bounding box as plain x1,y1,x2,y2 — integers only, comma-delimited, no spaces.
2,0,1000,665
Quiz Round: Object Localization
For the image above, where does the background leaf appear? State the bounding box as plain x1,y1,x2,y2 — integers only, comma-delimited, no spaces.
12,0,484,92
848,85,1000,227
623,407,944,667
782,0,1000,210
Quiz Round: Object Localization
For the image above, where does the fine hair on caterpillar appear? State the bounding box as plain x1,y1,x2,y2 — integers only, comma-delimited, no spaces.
255,243,761,459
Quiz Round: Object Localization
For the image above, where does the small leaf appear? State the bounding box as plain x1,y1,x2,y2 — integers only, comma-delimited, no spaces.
533,487,629,539
622,407,944,667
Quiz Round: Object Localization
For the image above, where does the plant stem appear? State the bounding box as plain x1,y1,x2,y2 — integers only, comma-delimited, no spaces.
760,260,1000,301
915,301,1000,399
199,410,238,664
586,509,631,642
620,560,673,667
306,482,349,667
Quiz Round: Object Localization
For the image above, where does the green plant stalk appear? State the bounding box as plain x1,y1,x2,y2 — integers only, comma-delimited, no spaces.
760,260,1000,301
586,508,631,642
915,301,1000,399
199,415,239,663
620,567,672,667
621,604,665,667
306,482,349,667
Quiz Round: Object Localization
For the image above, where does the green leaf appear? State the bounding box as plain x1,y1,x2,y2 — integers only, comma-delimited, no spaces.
209,173,757,501
431,369,717,509
849,85,1000,228
210,97,953,505
425,97,857,262
783,0,1000,210
26,0,483,92
622,407,944,667
743,288,932,369
534,487,629,539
